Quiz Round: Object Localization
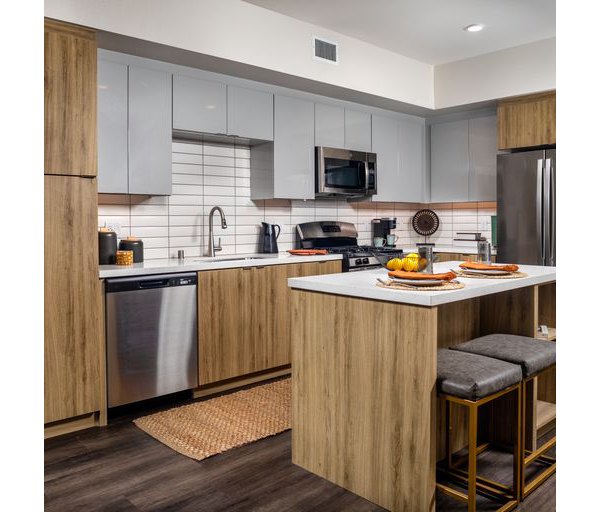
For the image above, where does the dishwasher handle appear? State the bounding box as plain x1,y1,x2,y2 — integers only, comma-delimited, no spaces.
139,279,170,289
106,272,197,293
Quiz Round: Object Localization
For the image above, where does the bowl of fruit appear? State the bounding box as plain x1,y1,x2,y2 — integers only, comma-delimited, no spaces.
386,253,428,272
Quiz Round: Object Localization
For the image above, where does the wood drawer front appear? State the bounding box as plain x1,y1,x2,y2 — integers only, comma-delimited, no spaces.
44,175,101,423
44,20,97,176
198,260,342,385
497,91,556,150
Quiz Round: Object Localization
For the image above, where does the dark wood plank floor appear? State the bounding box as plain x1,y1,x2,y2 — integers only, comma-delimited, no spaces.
45,401,555,511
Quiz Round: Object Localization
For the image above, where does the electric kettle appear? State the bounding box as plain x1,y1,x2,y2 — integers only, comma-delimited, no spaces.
260,222,281,253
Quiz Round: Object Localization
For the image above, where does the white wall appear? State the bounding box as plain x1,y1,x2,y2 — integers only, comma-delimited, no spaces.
434,38,556,108
44,0,434,108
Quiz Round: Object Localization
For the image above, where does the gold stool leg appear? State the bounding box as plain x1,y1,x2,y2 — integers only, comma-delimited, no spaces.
446,400,453,468
514,384,523,502
468,402,478,512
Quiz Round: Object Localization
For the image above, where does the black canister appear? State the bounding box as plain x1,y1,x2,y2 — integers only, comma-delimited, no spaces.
98,229,117,264
119,238,144,263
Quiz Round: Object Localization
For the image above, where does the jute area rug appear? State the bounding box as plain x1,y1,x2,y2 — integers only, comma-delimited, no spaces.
134,378,291,461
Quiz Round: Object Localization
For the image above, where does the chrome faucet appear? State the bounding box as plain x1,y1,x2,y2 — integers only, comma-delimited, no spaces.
207,206,228,256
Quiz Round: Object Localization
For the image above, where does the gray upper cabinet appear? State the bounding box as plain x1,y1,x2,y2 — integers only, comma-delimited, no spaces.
345,109,371,151
315,103,344,148
227,85,273,140
397,119,426,202
173,74,227,134
468,115,497,201
129,65,172,195
372,115,425,203
429,115,497,203
371,115,399,202
273,95,315,199
430,120,470,202
97,59,128,194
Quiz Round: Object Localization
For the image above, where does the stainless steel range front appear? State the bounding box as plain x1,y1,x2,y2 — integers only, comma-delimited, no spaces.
296,221,404,272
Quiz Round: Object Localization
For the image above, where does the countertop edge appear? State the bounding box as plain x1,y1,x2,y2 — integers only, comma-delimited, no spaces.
99,253,343,278
288,264,556,307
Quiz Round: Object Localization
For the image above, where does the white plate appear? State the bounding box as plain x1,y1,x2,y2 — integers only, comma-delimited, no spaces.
389,278,444,286
460,268,511,276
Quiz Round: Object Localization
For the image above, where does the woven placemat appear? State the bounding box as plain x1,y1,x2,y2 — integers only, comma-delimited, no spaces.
454,270,528,279
377,279,465,291
134,378,290,461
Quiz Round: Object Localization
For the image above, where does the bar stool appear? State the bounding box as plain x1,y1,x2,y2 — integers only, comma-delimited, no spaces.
450,334,556,499
437,348,523,512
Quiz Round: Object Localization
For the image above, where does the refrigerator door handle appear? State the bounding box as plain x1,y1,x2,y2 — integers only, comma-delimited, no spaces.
546,157,556,266
536,159,544,264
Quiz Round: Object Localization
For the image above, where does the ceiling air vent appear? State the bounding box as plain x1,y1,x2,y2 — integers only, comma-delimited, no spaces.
313,37,338,64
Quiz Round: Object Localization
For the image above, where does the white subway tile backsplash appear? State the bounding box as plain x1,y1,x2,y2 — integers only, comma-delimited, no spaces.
172,163,204,175
172,174,204,185
172,153,203,165
98,140,497,259
130,204,169,215
130,216,169,227
131,226,169,238
204,155,235,167
203,144,235,157
172,141,203,154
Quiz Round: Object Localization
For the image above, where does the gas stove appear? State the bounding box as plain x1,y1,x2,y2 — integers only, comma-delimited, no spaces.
296,221,404,272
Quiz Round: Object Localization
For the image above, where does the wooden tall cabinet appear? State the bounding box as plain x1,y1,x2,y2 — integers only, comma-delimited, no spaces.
44,20,97,176
198,261,341,385
45,176,101,423
497,91,556,150
44,19,101,432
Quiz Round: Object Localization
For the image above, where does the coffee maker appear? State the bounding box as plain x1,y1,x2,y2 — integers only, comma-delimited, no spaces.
372,217,397,246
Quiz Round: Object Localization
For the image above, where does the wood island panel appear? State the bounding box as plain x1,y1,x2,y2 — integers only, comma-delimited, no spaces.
292,290,437,512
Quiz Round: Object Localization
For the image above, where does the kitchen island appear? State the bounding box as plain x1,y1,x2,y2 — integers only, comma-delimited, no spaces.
288,262,556,512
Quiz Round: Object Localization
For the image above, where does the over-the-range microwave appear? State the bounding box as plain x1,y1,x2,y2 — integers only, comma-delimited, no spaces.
315,146,377,198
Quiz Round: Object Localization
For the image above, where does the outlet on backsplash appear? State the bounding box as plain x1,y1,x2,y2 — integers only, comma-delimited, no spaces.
104,223,122,238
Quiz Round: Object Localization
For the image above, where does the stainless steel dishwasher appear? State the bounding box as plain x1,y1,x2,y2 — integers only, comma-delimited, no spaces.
105,273,198,407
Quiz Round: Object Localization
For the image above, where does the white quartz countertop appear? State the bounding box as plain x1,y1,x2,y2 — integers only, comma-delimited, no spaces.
288,261,555,307
99,253,343,278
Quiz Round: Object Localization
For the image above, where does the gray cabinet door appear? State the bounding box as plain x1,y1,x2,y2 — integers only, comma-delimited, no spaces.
129,65,172,195
315,103,344,148
345,109,371,151
274,95,315,199
397,119,425,202
227,85,273,140
97,59,128,194
371,115,399,202
468,115,497,201
430,120,469,202
173,74,226,134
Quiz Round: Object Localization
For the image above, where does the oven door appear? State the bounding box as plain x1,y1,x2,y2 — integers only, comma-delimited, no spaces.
316,147,373,196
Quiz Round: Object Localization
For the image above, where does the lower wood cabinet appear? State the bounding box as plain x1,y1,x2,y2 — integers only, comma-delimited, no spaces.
198,260,341,385
45,175,101,424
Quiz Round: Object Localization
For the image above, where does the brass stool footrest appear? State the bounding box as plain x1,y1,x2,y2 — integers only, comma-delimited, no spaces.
524,437,556,467
437,466,517,504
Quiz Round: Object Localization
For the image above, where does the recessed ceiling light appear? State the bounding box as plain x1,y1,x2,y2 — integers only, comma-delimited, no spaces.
464,24,484,33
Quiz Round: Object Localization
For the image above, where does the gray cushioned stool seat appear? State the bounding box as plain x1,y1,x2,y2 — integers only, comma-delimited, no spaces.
450,334,556,378
437,349,523,400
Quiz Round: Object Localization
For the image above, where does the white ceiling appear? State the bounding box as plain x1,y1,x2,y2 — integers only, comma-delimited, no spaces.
244,0,555,65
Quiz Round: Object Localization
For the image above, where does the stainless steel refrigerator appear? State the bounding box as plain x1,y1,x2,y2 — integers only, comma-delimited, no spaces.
497,149,556,266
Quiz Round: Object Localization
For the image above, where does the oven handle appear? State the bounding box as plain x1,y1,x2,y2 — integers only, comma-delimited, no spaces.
364,159,370,194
